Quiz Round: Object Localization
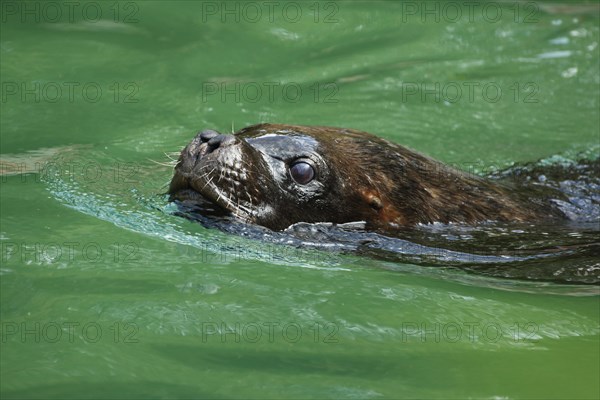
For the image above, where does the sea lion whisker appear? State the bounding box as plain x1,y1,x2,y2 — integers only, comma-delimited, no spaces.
147,158,176,167
164,152,179,162
198,164,215,177
163,180,173,189
236,204,253,218
215,188,235,209
200,170,216,191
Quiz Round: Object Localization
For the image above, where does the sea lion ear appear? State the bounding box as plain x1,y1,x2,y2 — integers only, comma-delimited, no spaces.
360,190,384,210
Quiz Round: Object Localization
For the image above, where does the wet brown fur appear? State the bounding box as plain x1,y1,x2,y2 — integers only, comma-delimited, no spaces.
246,124,559,228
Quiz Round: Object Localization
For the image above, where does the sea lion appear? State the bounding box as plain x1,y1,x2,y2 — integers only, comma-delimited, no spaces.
168,123,564,232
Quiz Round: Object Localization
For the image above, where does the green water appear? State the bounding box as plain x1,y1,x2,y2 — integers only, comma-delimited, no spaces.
1,1,599,399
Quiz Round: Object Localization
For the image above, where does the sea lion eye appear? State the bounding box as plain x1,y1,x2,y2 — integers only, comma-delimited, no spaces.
290,161,315,184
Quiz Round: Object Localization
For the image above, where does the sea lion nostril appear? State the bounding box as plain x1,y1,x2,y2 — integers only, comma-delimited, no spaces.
199,130,219,142
206,134,236,154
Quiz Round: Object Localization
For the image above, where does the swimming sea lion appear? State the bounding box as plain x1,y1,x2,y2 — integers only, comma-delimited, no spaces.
168,124,564,232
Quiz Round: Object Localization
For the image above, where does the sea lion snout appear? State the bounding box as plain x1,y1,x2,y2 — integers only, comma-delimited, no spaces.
168,129,229,195
179,130,240,168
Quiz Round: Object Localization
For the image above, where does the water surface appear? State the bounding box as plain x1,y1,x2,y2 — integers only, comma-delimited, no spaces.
1,1,599,399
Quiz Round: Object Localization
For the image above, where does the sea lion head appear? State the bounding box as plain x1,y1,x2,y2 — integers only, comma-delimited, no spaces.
168,123,395,230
